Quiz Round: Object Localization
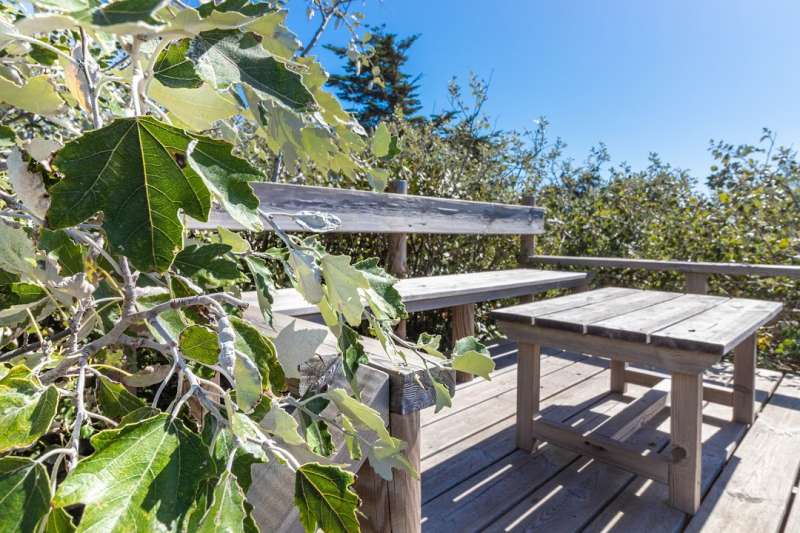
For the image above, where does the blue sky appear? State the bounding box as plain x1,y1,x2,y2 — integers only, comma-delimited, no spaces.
287,0,800,178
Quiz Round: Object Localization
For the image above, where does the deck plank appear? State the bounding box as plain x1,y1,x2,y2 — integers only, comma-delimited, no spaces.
581,368,782,533
421,384,654,532
684,374,800,533
421,365,610,503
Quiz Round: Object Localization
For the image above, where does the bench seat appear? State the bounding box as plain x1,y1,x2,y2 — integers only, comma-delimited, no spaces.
242,268,588,319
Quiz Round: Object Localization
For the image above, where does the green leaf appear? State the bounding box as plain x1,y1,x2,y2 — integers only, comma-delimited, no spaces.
174,243,242,281
0,75,63,116
54,414,210,533
179,325,219,365
340,415,361,461
337,325,367,389
231,316,285,392
233,351,262,413
197,0,274,18
96,376,145,420
39,229,85,276
354,257,406,320
325,387,390,442
187,137,264,231
0,377,58,452
289,249,324,304
371,122,391,157
294,463,360,533
260,398,304,446
48,117,212,273
91,0,164,27
44,507,76,533
0,457,51,533
416,332,444,358
189,29,315,111
320,254,369,326
366,438,416,481
0,124,15,147
0,222,38,282
452,337,495,380
154,39,203,88
432,379,452,413
217,226,250,253
301,413,334,457
244,256,274,324
195,471,249,533
149,80,239,132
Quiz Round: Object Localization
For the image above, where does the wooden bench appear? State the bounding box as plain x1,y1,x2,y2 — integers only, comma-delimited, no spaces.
189,182,588,532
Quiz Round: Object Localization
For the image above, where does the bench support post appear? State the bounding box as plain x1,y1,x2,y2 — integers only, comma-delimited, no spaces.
516,342,541,451
684,272,709,294
669,371,702,514
452,303,476,383
518,194,537,303
387,179,408,338
733,334,756,424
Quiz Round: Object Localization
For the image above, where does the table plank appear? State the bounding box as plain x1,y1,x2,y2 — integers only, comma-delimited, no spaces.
534,290,682,333
489,287,637,324
245,269,588,318
586,293,728,343
650,298,783,355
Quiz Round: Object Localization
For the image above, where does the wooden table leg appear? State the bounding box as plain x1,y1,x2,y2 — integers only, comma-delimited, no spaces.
452,304,476,383
610,359,627,394
733,334,756,425
516,343,541,452
669,372,702,514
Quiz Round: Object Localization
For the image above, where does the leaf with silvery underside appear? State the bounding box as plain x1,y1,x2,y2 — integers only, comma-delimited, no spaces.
294,463,360,533
53,414,210,533
187,137,264,231
354,257,406,321
0,375,58,452
189,29,315,111
48,117,211,273
202,413,265,493
293,211,341,233
371,122,391,157
231,316,284,392
416,332,444,358
153,39,203,88
149,80,239,132
0,457,51,533
325,387,390,443
179,324,220,365
366,437,415,481
272,319,327,380
96,375,145,420
195,470,250,533
452,336,495,380
217,226,250,253
432,379,452,414
289,249,324,304
260,398,304,446
0,219,39,282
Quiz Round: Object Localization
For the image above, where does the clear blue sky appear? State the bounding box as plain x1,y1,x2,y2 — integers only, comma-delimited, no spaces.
287,0,800,178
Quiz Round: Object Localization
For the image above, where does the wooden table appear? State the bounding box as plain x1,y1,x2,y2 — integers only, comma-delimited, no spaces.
491,287,782,514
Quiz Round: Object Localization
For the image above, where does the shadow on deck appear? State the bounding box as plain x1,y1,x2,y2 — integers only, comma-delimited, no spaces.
419,342,799,532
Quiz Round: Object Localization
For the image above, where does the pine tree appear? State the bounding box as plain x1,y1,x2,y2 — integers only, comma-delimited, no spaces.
325,25,423,128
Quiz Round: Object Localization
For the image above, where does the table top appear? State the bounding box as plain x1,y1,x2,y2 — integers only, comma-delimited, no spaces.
244,269,587,316
491,287,783,355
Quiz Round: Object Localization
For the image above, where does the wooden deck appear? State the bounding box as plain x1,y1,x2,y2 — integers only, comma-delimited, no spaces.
419,341,800,532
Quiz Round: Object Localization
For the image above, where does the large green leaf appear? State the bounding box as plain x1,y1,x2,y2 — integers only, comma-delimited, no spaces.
189,29,315,111
294,463,359,533
320,254,369,326
0,377,58,452
0,75,63,116
148,80,239,131
96,376,145,420
230,316,285,392
0,457,51,533
195,471,248,533
187,137,264,230
54,414,210,533
48,117,211,272
179,324,219,365
173,243,241,281
153,39,203,88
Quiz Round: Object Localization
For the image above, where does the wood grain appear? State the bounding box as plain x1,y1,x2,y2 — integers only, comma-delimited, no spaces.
669,372,703,514
733,334,756,424
190,182,545,234
515,343,540,451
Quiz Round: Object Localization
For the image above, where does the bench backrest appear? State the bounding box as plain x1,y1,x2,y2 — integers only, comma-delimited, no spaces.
188,182,545,235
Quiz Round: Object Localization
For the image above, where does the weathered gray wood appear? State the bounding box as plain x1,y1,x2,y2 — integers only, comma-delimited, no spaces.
733,334,757,424
685,374,800,533
669,372,703,514
650,297,783,355
451,304,475,383
685,272,709,294
534,290,682,333
581,368,782,533
189,182,545,234
490,286,638,324
497,320,721,374
247,363,389,533
587,293,728,343
610,359,627,393
624,366,736,406
245,269,588,318
386,179,408,339
529,254,800,278
594,379,669,440
515,343,540,451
